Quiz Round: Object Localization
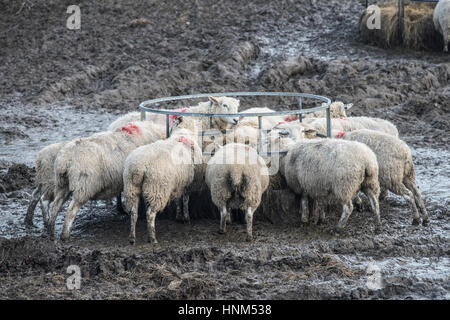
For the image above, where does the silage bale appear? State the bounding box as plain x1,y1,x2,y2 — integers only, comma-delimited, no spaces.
359,1,443,51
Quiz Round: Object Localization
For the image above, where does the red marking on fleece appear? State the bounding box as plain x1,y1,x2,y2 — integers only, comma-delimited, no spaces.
339,117,349,120
336,131,346,138
117,123,141,135
169,107,188,126
284,115,298,122
178,135,195,148
277,121,286,125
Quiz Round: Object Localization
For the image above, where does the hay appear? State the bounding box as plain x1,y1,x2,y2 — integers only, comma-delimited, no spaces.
360,1,443,50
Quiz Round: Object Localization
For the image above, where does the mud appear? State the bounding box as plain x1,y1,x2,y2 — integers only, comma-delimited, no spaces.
0,0,449,299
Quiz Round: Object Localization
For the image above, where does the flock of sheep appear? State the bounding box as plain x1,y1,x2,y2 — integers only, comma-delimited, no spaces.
25,96,429,244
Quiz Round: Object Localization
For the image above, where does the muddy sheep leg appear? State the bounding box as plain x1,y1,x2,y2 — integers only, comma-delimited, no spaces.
175,197,183,222
353,194,363,212
25,185,41,226
245,206,254,241
129,197,139,245
319,205,327,225
309,197,319,225
336,201,354,232
219,206,228,234
39,194,50,228
379,189,388,201
301,194,309,223
182,194,190,223
60,199,85,242
146,207,158,244
394,183,421,225
47,190,70,238
364,188,381,231
404,180,429,226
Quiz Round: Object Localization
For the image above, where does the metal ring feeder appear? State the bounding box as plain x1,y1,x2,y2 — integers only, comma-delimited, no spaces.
139,92,332,156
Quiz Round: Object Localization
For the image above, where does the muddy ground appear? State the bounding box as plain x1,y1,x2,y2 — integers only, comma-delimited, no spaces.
0,0,449,299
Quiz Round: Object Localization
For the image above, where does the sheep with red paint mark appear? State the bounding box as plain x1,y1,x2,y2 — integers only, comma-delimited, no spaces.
205,143,269,241
283,101,353,122
333,129,429,226
47,120,166,241
122,116,204,244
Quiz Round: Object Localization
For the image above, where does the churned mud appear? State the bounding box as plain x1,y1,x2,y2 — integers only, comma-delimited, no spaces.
0,0,449,299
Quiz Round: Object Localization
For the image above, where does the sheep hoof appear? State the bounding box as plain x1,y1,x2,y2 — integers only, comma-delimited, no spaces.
412,218,421,226
148,237,158,244
374,225,382,234
422,219,429,226
246,235,253,242
60,236,69,243
218,229,225,235
129,238,136,245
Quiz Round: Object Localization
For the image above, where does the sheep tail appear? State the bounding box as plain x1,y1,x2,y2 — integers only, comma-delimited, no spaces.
227,169,253,199
123,168,144,212
54,158,70,189
227,170,243,193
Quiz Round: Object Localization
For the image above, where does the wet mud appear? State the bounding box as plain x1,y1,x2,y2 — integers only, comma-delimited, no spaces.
0,0,449,299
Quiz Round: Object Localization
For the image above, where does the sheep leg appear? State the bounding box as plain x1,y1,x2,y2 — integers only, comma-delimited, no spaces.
245,207,254,241
353,194,363,212
60,199,84,242
182,194,190,223
39,195,50,228
379,189,388,201
319,206,327,225
47,190,70,238
219,206,228,234
301,194,309,223
175,198,183,222
25,186,41,226
364,188,381,231
395,183,421,225
129,197,139,245
404,180,429,226
336,201,354,231
309,198,319,225
146,207,158,244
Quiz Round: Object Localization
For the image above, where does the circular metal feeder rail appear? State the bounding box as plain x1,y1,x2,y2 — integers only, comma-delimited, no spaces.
139,92,332,156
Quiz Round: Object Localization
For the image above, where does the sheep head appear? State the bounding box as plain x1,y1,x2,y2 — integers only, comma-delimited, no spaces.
208,96,240,128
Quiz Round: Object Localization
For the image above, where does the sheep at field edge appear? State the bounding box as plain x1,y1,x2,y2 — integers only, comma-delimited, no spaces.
47,120,166,241
433,0,450,52
273,133,381,231
123,116,204,244
107,96,240,132
25,141,67,227
334,129,429,226
306,116,399,137
205,143,269,241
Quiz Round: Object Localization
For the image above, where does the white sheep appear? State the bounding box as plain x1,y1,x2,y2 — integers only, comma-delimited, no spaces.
333,129,429,226
47,120,166,241
433,0,450,52
283,101,353,121
306,116,399,137
25,141,67,227
123,116,204,244
108,96,240,132
274,134,381,231
205,143,269,241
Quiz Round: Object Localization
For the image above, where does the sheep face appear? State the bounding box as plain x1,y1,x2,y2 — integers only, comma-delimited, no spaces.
209,96,240,127
272,121,318,140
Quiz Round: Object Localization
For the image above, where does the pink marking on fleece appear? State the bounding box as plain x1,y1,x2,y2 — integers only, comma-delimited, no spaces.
284,115,298,122
277,121,286,125
117,123,141,135
339,117,349,120
336,131,346,138
178,135,195,148
169,107,188,126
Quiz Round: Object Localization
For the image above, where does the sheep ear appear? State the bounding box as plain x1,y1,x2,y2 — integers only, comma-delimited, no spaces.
345,103,353,110
208,96,219,104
